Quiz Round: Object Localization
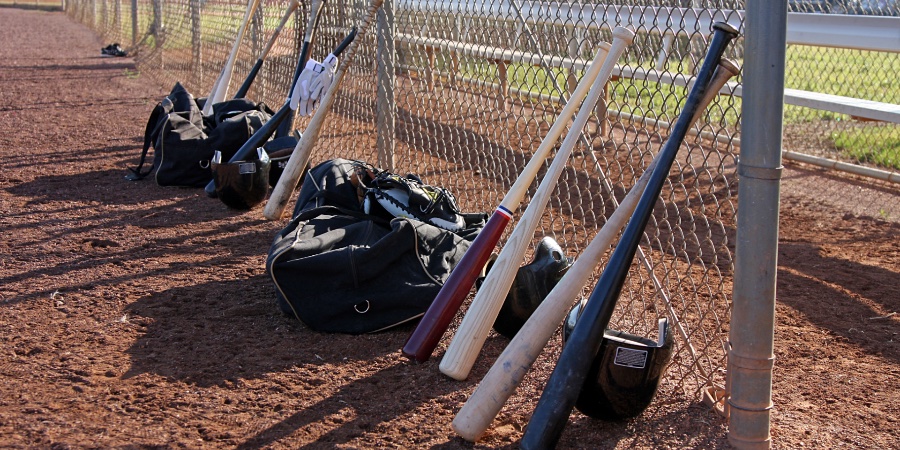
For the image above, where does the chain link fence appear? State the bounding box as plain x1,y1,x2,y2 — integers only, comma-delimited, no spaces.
786,0,900,173
62,0,896,411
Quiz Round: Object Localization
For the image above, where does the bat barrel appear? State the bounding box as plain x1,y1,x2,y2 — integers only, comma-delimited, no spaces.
401,209,511,362
520,22,739,450
234,59,264,100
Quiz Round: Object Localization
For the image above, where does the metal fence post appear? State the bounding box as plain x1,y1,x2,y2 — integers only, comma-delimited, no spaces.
190,0,201,87
131,0,137,47
728,1,785,449
152,0,163,68
376,0,396,170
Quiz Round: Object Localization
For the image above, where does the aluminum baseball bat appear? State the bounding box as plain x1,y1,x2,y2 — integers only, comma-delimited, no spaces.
399,36,618,364
451,58,741,442
264,0,385,220
204,26,357,197
519,22,740,450
203,0,263,115
233,0,301,99
437,27,636,381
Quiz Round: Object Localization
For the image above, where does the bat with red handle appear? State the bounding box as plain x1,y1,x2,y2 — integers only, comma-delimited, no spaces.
399,34,623,365
437,26,636,380
451,58,741,443
263,0,386,220
519,22,740,450
202,0,263,115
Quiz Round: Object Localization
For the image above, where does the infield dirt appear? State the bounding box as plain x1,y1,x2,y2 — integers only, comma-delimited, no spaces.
0,7,898,449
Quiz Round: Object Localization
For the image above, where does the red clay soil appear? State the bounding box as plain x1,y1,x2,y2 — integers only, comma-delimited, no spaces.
1,7,898,449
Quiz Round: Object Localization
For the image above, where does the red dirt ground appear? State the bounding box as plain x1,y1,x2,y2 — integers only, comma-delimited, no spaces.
1,7,898,449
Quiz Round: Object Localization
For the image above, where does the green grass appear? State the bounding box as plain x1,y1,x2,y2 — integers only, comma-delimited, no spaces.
834,126,900,170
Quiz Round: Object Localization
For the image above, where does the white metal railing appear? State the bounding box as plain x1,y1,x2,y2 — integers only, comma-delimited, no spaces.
395,3,900,182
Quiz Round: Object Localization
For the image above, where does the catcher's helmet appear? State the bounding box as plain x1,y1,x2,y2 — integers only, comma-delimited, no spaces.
211,148,271,210
481,236,573,339
263,131,301,188
562,298,674,420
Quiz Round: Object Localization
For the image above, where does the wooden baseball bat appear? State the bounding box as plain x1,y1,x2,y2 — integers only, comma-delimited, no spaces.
437,27,636,381
263,0,385,220
399,36,619,365
519,23,740,450
203,0,263,116
233,0,301,99
451,58,741,442
203,26,358,197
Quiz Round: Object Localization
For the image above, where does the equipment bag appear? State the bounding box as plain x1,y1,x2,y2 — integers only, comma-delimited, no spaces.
266,158,487,334
127,82,273,187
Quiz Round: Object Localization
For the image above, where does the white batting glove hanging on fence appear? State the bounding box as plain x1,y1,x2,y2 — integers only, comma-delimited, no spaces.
290,54,339,117
307,53,338,105
290,58,320,116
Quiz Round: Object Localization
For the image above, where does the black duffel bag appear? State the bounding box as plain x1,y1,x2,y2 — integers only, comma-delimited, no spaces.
127,82,273,187
266,158,487,334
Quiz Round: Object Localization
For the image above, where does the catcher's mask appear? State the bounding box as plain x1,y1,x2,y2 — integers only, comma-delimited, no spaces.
211,148,270,210
479,236,573,339
562,298,674,420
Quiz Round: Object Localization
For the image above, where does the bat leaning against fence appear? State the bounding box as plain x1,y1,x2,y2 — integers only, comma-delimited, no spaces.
264,0,386,221
519,22,740,450
204,26,358,198
274,0,328,140
399,28,632,365
202,0,263,116
232,0,302,99
435,27,636,381
202,0,339,198
451,57,741,443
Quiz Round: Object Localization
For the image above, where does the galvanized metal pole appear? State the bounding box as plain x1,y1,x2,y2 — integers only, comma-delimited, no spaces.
131,0,137,47
375,0,396,170
728,1,785,448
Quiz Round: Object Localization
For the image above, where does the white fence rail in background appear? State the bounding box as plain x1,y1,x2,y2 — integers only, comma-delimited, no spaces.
396,1,900,181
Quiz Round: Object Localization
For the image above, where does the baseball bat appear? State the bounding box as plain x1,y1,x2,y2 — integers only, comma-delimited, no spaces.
203,0,263,116
399,34,624,365
263,0,386,220
437,27,636,381
451,58,741,442
204,26,358,197
233,0,302,99
274,0,328,139
519,23,740,450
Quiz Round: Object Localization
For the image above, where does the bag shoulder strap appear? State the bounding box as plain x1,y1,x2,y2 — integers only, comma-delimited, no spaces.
126,99,171,181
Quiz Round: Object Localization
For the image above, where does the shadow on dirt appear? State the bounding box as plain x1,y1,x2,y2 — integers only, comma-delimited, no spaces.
232,362,468,449
777,242,899,363
121,273,420,386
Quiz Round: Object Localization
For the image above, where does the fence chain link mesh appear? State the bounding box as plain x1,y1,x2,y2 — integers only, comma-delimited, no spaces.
63,0,898,407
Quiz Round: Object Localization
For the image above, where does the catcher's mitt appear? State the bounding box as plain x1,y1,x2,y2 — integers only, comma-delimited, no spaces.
363,171,466,232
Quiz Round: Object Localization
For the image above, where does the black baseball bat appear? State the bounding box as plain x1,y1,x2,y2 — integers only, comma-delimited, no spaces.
233,0,301,99
520,22,740,450
204,27,357,197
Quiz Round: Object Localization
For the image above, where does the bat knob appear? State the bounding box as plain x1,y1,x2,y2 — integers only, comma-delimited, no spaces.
712,22,740,39
611,26,636,45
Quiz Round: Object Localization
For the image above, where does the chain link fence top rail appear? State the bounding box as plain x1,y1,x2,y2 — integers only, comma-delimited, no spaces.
65,0,897,406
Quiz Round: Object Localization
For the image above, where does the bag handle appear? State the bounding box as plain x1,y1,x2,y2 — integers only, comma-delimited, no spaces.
126,99,171,181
